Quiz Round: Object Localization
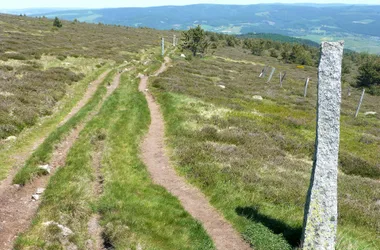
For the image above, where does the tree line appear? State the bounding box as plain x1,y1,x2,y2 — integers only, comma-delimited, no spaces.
181,26,380,95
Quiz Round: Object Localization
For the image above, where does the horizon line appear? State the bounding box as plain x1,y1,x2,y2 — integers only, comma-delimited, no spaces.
2,2,380,10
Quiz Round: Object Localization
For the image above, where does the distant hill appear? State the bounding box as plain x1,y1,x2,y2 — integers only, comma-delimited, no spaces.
238,33,320,47
28,4,380,54
0,8,78,16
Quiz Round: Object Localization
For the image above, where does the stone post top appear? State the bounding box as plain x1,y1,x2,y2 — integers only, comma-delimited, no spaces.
320,41,345,49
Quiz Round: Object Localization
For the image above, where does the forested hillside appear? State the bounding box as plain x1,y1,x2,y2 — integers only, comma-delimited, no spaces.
31,4,380,54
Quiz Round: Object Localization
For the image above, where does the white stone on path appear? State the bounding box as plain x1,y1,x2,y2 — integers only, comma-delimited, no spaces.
36,188,45,194
32,194,40,201
38,165,51,174
180,54,186,58
218,85,226,89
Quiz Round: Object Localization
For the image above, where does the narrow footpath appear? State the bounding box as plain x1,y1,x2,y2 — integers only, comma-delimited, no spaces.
0,71,121,250
139,57,251,250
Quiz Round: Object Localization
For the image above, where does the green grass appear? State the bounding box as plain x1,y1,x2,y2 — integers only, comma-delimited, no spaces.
152,52,380,249
12,69,114,185
0,13,175,182
0,65,109,181
15,66,214,250
0,13,176,153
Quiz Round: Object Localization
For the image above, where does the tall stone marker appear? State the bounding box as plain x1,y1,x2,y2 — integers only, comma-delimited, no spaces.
302,41,344,250
173,35,177,47
355,88,366,118
161,37,165,56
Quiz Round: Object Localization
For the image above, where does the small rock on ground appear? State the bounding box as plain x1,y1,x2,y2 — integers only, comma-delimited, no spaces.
375,199,380,207
5,136,17,142
36,188,45,194
31,194,40,201
365,111,377,116
218,85,226,89
253,95,263,101
43,221,73,237
38,164,51,174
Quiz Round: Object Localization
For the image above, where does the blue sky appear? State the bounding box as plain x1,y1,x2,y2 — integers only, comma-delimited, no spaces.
1,0,379,9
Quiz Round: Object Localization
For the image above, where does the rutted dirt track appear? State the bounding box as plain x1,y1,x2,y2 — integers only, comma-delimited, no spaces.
0,71,120,250
140,58,251,250
0,70,111,198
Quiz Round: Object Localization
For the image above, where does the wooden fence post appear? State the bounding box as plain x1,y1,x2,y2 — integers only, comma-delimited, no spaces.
267,67,276,83
304,77,310,97
161,37,165,56
280,72,286,87
355,88,366,118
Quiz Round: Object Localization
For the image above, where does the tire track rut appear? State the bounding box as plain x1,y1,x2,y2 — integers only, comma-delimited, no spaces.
0,71,120,250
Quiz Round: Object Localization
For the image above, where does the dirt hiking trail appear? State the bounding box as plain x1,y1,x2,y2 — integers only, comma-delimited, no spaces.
140,57,251,250
0,71,120,250
0,70,111,197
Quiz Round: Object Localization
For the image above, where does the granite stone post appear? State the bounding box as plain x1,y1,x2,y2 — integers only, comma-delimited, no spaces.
302,41,344,250
173,35,176,46
267,67,276,83
304,77,310,97
355,88,366,118
161,37,165,56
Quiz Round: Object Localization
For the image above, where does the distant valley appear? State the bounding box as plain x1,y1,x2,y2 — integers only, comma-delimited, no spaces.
20,4,380,54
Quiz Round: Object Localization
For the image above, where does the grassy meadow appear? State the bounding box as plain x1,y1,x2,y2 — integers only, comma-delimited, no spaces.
0,14,174,181
2,14,210,249
15,64,214,249
151,46,380,249
1,11,379,250
0,13,173,142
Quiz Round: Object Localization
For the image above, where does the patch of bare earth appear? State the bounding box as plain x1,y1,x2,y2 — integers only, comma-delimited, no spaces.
0,72,120,250
87,140,106,250
139,58,251,250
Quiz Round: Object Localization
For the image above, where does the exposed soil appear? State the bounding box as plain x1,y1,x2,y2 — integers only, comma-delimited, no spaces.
0,72,120,250
140,58,251,250
87,140,106,250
